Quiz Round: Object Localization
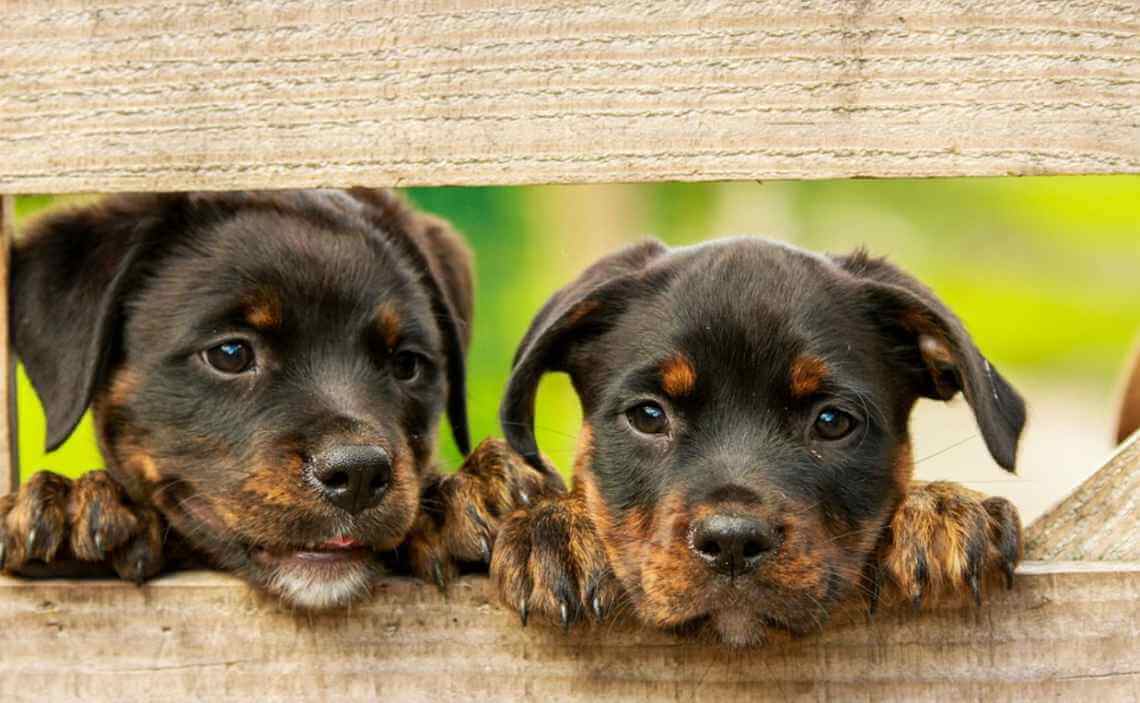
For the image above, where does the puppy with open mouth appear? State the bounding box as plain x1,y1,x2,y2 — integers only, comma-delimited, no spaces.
491,237,1025,645
2,189,553,609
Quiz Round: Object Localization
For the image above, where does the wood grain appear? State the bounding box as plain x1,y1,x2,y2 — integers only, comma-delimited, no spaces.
1026,430,1139,561
0,564,1136,702
0,196,14,494
1,1,1138,193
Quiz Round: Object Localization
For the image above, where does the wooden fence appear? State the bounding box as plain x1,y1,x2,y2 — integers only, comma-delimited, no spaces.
1,2,1137,701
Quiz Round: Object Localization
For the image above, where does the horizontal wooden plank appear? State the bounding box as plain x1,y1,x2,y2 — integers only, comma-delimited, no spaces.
0,562,1137,702
1,1,1137,193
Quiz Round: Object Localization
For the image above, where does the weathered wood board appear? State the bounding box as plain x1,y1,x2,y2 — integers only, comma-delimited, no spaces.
1,1,1137,193
0,563,1136,702
1027,430,1140,561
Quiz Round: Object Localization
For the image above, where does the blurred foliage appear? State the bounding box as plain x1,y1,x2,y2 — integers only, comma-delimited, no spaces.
14,177,1140,480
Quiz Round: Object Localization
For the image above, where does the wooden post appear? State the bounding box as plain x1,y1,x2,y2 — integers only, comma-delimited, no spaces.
1,195,15,493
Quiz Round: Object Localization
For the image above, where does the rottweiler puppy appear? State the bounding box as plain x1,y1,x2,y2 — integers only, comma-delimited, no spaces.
2,189,552,609
491,238,1025,645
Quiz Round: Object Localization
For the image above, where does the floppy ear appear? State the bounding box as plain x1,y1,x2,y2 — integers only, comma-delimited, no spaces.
835,251,1027,471
501,240,669,473
348,188,475,455
12,195,172,451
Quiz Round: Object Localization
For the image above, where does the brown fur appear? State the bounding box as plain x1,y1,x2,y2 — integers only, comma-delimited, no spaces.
881,481,1021,607
660,353,697,398
407,438,564,587
789,355,828,398
375,303,403,349
243,287,283,331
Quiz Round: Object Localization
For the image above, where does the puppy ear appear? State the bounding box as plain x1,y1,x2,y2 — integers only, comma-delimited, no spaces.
836,251,1027,472
348,188,474,455
12,195,170,451
501,240,669,472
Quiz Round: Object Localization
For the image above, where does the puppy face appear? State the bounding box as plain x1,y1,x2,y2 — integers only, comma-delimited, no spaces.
502,238,1025,645
13,189,473,609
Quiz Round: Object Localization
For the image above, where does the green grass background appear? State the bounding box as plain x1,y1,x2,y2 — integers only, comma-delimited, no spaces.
14,177,1140,482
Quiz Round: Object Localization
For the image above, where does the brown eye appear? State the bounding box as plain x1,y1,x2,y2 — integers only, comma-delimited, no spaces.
813,407,856,441
391,351,420,381
627,402,669,435
204,340,254,375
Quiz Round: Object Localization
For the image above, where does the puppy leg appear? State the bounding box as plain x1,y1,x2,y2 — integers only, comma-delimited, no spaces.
404,438,564,589
490,492,624,631
877,481,1021,610
1,469,164,582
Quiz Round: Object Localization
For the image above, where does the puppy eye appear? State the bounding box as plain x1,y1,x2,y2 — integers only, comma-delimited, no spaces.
627,402,669,435
391,351,420,381
204,340,255,375
812,407,857,441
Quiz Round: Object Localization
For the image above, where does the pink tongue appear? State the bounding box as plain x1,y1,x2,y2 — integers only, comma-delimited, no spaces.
322,536,360,550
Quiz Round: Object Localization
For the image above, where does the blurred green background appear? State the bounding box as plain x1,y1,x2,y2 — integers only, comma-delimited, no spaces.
13,178,1140,519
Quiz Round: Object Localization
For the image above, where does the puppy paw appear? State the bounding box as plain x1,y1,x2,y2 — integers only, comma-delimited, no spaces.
1,469,165,582
406,438,565,589
877,481,1021,610
490,495,622,631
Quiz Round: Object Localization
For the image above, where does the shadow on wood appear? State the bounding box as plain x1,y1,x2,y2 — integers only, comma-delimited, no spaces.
0,562,1137,702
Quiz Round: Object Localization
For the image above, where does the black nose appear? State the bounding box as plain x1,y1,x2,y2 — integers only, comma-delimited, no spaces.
307,445,392,514
690,514,781,576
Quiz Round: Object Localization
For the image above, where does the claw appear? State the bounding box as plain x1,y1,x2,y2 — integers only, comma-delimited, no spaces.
94,533,105,557
134,558,146,586
479,537,492,564
432,561,447,592
519,490,530,507
585,579,605,622
519,599,529,627
560,601,571,633
26,528,38,556
1002,560,1015,590
911,552,928,611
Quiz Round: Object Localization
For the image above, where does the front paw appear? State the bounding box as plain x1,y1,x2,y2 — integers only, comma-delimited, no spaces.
490,495,622,631
879,481,1021,610
405,438,565,589
1,470,165,583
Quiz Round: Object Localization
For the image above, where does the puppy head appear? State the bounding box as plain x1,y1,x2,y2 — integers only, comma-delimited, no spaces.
502,238,1025,644
12,189,473,609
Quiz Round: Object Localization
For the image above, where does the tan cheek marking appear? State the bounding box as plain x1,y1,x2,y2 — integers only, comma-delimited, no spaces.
136,454,161,483
244,288,284,331
242,459,305,507
375,303,402,348
660,352,696,398
790,355,828,398
572,422,594,476
106,368,140,406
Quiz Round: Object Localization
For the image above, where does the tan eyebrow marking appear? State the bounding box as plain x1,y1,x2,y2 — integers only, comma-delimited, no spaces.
243,288,283,331
660,352,697,398
375,303,402,348
790,355,829,398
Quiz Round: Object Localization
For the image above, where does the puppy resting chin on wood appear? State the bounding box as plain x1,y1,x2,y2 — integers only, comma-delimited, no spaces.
491,237,1025,646
2,190,555,609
